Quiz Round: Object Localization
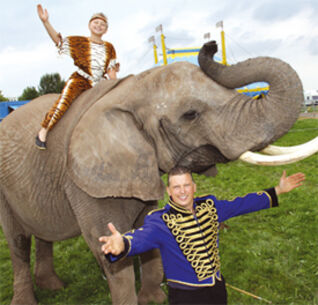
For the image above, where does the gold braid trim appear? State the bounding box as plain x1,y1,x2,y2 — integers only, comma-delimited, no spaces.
163,199,221,281
167,274,221,287
259,191,273,207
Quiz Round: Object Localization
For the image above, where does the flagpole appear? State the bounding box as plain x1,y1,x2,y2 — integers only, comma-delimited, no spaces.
156,24,168,65
148,36,158,64
216,20,227,65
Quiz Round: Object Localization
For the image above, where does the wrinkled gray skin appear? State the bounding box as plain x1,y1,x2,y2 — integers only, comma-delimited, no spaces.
0,41,303,305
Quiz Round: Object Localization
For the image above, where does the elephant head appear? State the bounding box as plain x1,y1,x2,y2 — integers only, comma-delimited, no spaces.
198,41,318,165
66,41,317,202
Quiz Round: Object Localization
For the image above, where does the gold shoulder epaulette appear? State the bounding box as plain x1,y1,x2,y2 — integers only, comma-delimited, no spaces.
195,193,211,199
148,207,165,216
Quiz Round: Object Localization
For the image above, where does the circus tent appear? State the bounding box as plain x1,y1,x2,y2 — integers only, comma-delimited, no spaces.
155,47,269,98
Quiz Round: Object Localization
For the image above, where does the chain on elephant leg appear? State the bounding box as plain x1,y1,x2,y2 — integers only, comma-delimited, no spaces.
138,250,166,305
34,238,65,290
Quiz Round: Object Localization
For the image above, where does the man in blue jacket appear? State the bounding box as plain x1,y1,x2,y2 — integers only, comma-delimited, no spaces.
99,166,305,305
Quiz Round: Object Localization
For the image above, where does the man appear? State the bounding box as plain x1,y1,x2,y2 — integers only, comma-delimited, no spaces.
99,166,305,305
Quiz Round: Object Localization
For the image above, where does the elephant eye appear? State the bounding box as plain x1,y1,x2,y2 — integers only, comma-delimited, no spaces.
182,110,199,120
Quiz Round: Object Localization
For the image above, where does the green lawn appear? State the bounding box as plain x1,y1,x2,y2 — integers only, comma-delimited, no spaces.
1,119,317,305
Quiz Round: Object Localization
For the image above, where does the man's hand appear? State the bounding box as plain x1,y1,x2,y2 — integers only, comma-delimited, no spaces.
275,170,306,195
99,223,125,255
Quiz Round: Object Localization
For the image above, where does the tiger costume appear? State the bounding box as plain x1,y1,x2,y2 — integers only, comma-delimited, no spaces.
41,35,118,131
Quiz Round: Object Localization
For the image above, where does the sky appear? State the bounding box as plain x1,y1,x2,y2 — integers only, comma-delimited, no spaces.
1,0,317,98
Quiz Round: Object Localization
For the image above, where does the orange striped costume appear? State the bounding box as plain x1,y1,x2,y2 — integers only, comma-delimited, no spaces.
41,35,118,130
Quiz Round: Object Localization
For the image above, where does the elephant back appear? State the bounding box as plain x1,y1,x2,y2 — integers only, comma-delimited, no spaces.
0,78,125,188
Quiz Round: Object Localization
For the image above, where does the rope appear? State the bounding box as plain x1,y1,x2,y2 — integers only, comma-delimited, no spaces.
226,283,272,304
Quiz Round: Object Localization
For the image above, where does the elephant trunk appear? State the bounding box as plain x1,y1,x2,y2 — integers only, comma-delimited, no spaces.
198,41,304,159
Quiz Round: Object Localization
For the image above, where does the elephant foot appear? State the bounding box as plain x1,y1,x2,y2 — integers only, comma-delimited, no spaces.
138,286,166,305
11,292,37,305
35,273,65,290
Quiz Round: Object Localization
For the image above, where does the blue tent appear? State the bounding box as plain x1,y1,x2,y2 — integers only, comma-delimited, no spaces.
0,100,29,122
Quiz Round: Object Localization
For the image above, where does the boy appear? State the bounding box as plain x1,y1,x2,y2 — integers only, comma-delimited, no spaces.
35,4,119,149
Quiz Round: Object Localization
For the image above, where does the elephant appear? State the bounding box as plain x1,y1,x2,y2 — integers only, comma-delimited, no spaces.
0,41,316,305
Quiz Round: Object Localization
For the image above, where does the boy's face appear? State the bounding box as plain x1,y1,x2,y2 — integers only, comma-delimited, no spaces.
89,18,108,37
167,173,196,212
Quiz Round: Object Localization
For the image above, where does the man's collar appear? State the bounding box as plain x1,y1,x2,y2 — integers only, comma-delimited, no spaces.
168,197,194,215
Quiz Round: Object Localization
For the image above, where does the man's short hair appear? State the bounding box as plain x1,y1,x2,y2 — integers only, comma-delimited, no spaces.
167,166,194,186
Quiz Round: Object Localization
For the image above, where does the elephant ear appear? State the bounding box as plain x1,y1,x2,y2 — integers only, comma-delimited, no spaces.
67,103,165,201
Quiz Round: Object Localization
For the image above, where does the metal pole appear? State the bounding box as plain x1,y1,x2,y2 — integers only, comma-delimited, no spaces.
148,35,158,65
216,20,227,65
161,33,168,65
153,44,158,64
156,24,168,65
221,29,227,65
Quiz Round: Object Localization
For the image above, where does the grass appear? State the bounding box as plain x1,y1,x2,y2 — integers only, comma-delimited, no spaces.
1,119,317,305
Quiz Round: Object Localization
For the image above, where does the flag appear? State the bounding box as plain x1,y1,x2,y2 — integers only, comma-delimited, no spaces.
156,24,163,33
204,32,211,39
148,36,155,43
216,21,223,28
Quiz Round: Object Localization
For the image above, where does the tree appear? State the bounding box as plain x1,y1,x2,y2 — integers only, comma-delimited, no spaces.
18,86,39,101
0,90,9,102
38,73,65,95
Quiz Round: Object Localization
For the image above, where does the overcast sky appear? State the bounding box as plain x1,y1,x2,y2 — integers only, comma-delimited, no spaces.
1,0,317,98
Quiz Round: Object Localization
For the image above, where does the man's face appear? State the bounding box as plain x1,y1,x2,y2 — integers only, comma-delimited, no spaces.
167,173,196,212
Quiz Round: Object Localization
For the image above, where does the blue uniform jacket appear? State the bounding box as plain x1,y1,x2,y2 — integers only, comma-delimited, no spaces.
107,188,278,288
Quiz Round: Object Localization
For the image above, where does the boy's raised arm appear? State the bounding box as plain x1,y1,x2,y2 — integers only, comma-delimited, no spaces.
37,4,61,45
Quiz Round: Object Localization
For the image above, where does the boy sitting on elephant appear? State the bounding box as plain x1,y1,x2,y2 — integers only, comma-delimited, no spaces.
35,4,119,150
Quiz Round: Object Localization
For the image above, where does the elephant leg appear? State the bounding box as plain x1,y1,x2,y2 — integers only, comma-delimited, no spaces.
138,250,166,305
134,203,166,305
65,184,141,305
34,238,65,290
80,216,138,305
78,221,138,305
0,193,37,305
103,257,138,305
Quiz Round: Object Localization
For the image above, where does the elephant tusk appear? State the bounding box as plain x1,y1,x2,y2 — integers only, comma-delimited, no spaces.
260,136,318,155
239,136,318,166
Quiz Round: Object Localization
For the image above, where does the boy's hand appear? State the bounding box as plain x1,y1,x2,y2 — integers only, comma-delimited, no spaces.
37,4,49,23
